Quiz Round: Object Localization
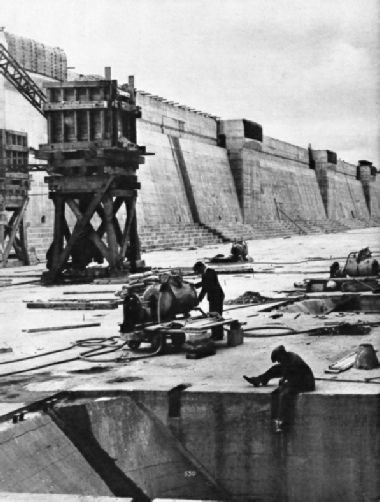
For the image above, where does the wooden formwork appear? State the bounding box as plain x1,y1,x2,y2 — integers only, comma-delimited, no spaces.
38,76,148,283
0,129,31,267
0,169,31,267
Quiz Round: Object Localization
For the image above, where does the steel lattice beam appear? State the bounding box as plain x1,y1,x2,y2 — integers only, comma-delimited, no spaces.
0,43,46,116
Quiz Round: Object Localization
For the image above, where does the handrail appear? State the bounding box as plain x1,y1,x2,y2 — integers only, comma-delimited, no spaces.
274,200,307,234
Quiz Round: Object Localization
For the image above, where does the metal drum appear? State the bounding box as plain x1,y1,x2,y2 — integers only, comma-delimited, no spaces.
158,276,197,321
357,258,379,276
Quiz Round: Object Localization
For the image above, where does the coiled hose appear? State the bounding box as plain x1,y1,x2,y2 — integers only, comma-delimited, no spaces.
0,334,164,378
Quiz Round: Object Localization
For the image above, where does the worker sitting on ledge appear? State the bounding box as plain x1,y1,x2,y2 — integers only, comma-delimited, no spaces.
193,261,225,340
243,345,315,432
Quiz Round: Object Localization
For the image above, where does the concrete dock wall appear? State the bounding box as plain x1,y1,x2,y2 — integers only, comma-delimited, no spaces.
241,146,327,222
52,391,380,502
1,29,378,256
136,127,193,225
0,414,113,496
136,96,242,227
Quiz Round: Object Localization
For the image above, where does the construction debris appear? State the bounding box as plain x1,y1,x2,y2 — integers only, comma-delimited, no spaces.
225,291,267,305
309,322,371,336
325,351,357,373
306,277,379,293
326,343,379,373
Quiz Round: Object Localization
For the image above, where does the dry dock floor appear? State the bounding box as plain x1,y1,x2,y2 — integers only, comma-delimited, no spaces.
0,227,379,417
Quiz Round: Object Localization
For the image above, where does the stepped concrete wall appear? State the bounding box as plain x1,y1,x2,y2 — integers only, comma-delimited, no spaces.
172,136,242,225
136,127,193,225
313,152,371,220
221,119,377,226
136,95,241,227
370,177,380,217
225,129,327,223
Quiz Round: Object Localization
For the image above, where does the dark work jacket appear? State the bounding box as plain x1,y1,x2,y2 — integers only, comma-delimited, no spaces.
195,267,225,303
281,351,315,391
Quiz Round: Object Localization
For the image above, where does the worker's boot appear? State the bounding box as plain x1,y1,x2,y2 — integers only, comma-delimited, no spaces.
243,375,263,387
274,420,284,433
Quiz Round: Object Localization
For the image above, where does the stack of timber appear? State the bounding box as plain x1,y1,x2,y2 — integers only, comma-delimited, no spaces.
0,129,31,267
37,75,150,283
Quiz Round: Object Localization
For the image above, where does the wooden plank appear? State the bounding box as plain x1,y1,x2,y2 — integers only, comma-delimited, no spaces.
26,300,118,310
39,139,113,151
4,173,30,180
113,214,123,245
110,189,139,197
118,198,135,261
89,231,111,263
129,206,141,265
48,158,136,170
43,79,116,88
103,193,118,269
45,101,109,111
0,220,4,257
12,234,25,262
98,195,123,245
51,195,64,269
184,320,233,331
62,216,72,242
46,176,139,192
22,322,101,333
325,351,357,374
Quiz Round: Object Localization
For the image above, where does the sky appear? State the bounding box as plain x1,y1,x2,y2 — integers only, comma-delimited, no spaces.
1,0,379,166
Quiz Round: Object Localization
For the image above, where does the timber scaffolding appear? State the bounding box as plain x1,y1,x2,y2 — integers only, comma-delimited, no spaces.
0,129,31,267
37,74,151,284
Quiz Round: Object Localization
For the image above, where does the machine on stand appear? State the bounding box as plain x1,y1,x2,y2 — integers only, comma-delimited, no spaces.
120,273,243,358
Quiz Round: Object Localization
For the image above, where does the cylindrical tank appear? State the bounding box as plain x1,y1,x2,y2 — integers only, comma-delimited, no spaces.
344,249,379,277
121,276,198,331
357,258,379,276
344,254,358,276
158,276,197,321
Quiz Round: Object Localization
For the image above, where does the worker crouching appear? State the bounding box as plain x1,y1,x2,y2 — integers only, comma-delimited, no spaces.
193,261,225,340
243,345,315,432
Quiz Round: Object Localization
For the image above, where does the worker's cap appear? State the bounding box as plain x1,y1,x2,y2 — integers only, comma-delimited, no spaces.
193,261,205,272
271,345,286,363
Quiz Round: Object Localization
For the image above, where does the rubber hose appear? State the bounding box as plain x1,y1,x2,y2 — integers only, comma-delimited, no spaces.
0,333,166,376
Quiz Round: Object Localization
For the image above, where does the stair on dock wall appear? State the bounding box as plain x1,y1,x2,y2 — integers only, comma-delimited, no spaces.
139,223,223,252
25,217,380,262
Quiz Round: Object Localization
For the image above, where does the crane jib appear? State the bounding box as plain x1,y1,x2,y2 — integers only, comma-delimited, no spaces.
0,43,47,116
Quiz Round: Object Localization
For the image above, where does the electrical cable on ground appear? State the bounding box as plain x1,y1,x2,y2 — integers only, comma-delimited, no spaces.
0,335,164,378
